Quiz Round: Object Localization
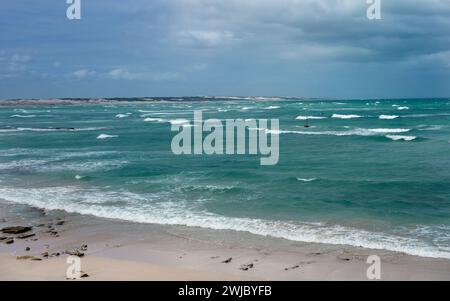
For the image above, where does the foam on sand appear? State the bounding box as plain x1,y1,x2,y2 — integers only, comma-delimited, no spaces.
1,185,449,259
332,114,362,119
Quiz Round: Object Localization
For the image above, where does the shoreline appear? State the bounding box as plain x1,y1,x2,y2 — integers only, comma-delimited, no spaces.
1,202,450,280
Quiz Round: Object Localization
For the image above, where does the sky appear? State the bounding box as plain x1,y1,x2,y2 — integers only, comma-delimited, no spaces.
0,0,449,99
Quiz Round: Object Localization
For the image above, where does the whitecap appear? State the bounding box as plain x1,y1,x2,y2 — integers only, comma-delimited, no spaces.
296,116,327,120
97,134,118,139
379,115,399,120
264,106,280,110
386,135,417,141
368,128,410,133
398,106,409,110
115,113,131,118
331,114,362,119
144,118,165,123
266,128,410,137
170,119,190,125
296,178,317,182
417,125,444,131
10,114,36,118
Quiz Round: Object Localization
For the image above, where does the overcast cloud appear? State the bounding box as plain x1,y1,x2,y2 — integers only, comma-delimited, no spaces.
0,0,449,98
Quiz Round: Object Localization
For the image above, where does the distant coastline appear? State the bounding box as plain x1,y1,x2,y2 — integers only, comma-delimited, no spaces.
1,97,449,107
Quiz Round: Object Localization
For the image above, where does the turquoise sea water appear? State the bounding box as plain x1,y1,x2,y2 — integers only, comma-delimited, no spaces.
1,97,450,258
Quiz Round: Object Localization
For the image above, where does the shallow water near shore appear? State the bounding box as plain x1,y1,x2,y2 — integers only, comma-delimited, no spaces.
1,98,450,259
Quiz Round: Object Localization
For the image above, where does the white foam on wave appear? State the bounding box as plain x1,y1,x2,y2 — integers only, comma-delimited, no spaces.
295,116,327,120
266,128,412,137
417,125,445,131
398,106,409,110
1,185,449,259
368,128,410,133
379,115,399,120
115,113,132,118
296,178,317,182
264,106,280,110
170,119,190,125
332,114,362,119
97,134,118,139
386,135,417,141
144,117,165,123
10,114,36,118
0,127,105,133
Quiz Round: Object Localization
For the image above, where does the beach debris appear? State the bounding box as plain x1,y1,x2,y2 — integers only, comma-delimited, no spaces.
337,251,367,262
240,263,254,271
222,257,233,263
0,236,8,241
66,249,85,257
285,260,316,270
25,247,30,251
80,244,88,251
16,255,42,261
41,252,49,258
284,265,300,271
51,252,60,257
1,226,32,234
17,233,36,239
4,238,14,244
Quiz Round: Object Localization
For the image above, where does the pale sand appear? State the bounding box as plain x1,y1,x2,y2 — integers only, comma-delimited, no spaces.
1,202,450,281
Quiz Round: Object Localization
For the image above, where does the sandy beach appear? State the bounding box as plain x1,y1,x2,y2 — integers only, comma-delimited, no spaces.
1,202,450,281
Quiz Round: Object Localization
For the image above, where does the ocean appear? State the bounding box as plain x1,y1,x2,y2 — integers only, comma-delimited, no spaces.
1,97,450,259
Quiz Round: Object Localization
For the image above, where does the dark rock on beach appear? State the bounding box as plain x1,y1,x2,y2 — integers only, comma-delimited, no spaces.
240,263,254,271
16,255,42,261
222,257,232,263
1,226,32,234
17,233,36,239
80,273,89,278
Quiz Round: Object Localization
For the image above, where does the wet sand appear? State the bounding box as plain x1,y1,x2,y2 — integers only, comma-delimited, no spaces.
1,202,450,281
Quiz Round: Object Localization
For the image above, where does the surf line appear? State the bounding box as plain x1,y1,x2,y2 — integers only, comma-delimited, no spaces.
170,110,279,166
